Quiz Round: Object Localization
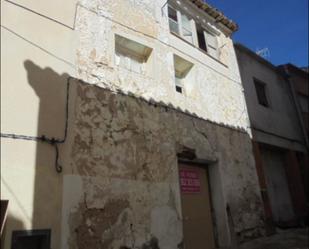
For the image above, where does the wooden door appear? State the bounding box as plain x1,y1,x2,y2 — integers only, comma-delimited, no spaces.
179,163,215,249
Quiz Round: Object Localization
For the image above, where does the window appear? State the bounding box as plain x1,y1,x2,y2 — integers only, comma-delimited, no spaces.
11,229,51,249
196,24,218,58
168,6,179,34
254,79,269,107
115,34,152,74
167,6,222,62
174,54,193,94
197,25,207,52
168,6,193,44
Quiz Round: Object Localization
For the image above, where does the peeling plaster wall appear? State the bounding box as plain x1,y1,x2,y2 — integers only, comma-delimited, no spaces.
75,0,249,130
2,0,262,248
60,80,264,248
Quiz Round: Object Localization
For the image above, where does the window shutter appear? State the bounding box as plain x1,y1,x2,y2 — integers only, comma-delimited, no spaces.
181,14,193,43
206,32,218,58
206,32,217,47
181,14,191,31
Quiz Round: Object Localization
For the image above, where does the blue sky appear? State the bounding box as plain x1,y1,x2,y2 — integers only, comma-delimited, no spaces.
205,0,309,67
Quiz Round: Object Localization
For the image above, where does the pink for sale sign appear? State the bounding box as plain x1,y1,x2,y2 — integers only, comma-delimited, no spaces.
179,169,201,193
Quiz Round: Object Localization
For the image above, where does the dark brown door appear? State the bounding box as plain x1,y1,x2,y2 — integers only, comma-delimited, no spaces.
179,163,215,249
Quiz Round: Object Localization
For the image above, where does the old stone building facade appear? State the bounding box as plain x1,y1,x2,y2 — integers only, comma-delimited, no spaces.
2,1,265,248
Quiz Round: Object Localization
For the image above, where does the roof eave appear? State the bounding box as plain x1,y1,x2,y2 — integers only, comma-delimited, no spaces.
188,0,238,33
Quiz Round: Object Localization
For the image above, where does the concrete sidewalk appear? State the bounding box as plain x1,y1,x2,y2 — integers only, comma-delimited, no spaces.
237,228,308,249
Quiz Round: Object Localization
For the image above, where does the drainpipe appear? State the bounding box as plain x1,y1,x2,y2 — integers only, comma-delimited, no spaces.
281,65,309,151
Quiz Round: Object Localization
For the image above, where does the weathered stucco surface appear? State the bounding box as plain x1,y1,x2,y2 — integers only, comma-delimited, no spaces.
235,45,306,152
75,0,249,130
2,0,264,248
60,80,264,248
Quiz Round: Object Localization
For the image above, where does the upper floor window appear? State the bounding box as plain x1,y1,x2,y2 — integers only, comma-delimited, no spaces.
115,34,152,74
254,79,269,107
196,24,219,59
168,6,179,34
168,5,220,60
196,24,207,52
168,6,193,44
173,54,194,94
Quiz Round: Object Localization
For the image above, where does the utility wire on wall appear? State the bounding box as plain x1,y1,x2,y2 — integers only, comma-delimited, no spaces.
1,77,72,173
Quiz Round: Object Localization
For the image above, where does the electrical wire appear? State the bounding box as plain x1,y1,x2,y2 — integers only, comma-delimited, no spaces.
0,77,72,173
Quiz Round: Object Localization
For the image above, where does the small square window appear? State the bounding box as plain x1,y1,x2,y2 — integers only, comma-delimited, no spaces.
254,79,269,107
175,85,183,93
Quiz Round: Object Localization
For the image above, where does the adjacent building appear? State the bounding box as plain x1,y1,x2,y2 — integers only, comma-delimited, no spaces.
279,63,309,212
235,44,308,232
279,64,309,142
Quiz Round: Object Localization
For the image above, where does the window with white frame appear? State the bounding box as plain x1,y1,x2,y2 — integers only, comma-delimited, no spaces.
173,54,193,94
196,23,219,59
168,5,193,44
115,34,152,74
168,5,221,60
168,6,179,34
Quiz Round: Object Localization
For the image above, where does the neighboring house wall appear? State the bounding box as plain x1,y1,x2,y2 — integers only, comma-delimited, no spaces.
278,64,309,219
1,1,264,248
235,44,307,229
235,45,305,152
280,64,309,141
1,0,77,248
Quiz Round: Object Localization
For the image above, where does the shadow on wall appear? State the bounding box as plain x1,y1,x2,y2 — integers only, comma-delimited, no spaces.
18,60,265,248
24,60,69,139
20,60,70,248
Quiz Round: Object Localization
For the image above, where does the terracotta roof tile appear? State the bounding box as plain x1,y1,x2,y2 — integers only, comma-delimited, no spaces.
188,0,238,32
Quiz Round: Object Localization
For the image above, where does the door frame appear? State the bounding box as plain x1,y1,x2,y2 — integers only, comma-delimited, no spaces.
177,158,218,248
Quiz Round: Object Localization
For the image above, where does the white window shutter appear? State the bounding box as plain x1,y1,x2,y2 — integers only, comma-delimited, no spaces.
206,32,217,48
181,13,193,43
206,32,218,58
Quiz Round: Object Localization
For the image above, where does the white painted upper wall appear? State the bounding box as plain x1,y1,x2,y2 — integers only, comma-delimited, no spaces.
76,0,249,130
1,0,248,136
